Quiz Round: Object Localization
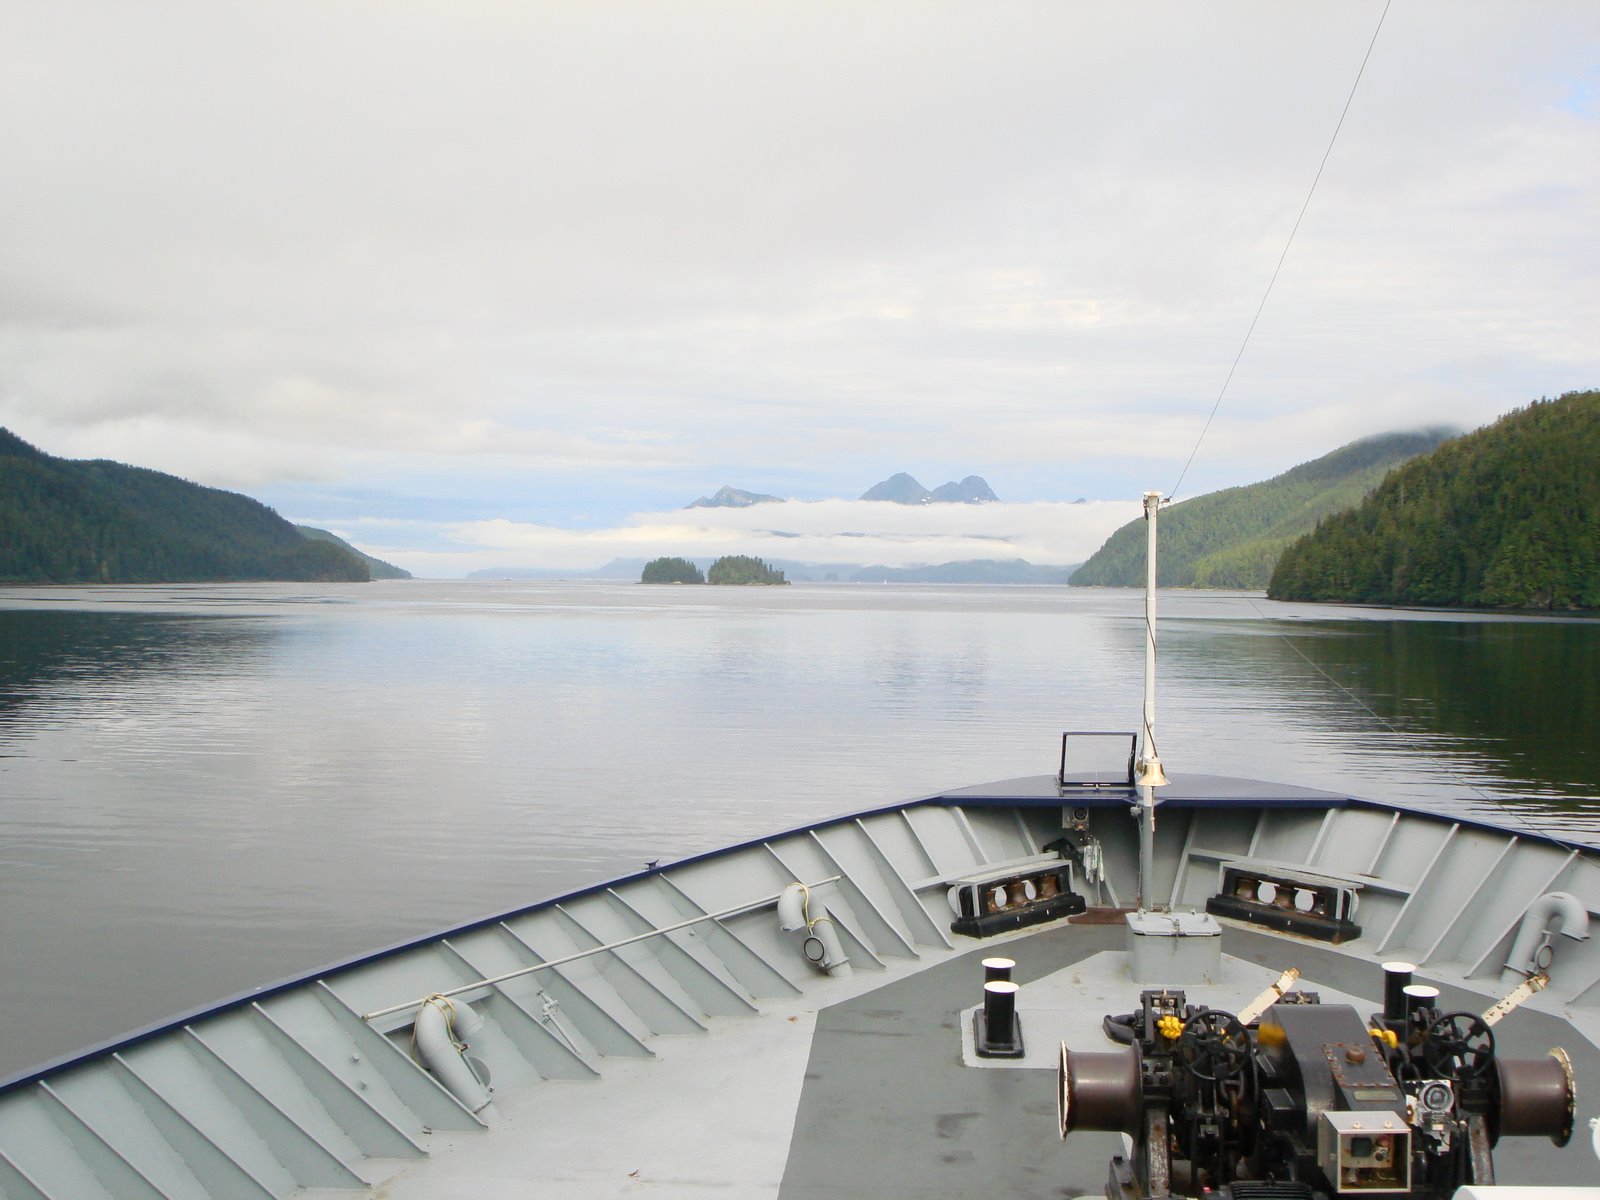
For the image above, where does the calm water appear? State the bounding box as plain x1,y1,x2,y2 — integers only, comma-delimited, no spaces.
1,580,1597,1078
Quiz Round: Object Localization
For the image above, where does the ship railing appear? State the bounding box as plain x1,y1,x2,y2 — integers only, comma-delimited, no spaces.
361,875,844,1023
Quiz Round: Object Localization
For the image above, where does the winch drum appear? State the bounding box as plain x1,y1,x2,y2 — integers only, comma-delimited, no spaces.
1058,1045,1143,1137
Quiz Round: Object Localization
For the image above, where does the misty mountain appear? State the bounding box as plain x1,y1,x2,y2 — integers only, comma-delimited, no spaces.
860,473,999,504
929,476,1000,503
686,485,782,508
1070,428,1457,589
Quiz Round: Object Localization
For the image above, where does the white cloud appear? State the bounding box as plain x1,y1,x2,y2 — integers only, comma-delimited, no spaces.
2,2,1596,517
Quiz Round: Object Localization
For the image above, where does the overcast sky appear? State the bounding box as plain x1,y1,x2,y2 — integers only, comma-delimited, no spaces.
3,1,1596,576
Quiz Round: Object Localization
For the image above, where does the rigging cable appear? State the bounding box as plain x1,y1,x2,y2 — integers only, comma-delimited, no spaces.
1168,0,1394,503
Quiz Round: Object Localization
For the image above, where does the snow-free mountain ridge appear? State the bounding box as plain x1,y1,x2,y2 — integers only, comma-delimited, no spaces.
687,474,999,507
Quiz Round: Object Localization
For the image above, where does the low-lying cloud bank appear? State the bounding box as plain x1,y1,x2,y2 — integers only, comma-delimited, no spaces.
319,498,1142,579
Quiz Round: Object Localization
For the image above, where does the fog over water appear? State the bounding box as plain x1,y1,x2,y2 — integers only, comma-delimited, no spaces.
1,580,1596,1077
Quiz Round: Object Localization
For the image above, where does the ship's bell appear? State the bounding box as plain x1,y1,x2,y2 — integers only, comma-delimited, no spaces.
1134,756,1170,788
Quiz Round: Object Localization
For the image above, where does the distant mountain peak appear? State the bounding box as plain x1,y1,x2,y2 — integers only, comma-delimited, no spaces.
860,473,930,503
686,485,781,509
861,472,999,504
930,475,999,504
685,474,1003,507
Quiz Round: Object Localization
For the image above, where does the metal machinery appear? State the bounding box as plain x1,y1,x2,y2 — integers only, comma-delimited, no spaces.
947,854,1085,937
1058,966,1575,1200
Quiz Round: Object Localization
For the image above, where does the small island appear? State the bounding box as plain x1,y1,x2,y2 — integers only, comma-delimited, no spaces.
708,555,787,585
641,556,705,584
640,555,788,585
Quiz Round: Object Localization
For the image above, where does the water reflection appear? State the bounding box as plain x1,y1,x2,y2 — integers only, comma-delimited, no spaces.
0,611,266,716
1,583,1597,1080
1165,616,1600,809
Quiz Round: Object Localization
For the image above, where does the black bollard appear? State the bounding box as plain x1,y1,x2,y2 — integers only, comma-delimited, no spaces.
975,980,1024,1058
1383,961,1416,1023
983,956,1016,986
1403,983,1440,1031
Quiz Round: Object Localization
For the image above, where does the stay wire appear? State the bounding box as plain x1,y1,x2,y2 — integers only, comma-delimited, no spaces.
1168,0,1393,503
1243,597,1588,856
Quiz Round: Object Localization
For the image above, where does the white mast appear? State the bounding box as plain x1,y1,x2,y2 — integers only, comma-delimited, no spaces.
1135,490,1169,911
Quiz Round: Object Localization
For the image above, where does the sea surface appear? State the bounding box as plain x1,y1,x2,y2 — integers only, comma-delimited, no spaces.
2,580,1598,1079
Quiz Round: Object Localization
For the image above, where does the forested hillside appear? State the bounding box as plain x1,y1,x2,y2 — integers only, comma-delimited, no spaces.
296,526,410,579
0,428,369,583
1070,429,1454,588
1269,390,1599,609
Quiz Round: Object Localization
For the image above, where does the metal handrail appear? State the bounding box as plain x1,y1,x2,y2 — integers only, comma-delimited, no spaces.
362,875,844,1022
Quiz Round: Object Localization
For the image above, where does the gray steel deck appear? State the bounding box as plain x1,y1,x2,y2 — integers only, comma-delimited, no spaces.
3,777,1598,1198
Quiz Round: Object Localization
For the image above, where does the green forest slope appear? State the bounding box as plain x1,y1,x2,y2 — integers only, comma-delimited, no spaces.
296,526,410,579
1070,429,1455,588
0,428,369,583
1269,390,1599,609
